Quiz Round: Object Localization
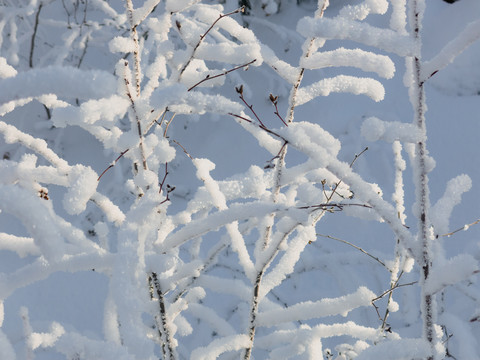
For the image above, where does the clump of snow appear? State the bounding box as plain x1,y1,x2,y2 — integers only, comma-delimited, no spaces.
388,299,399,312
425,254,478,295
0,57,17,79
296,75,385,105
109,36,136,54
431,174,472,235
361,117,422,143
355,338,431,359
166,0,203,13
262,0,278,16
190,334,250,360
297,16,417,57
28,322,65,350
0,66,116,104
258,287,376,326
63,165,99,215
196,43,261,65
279,121,341,159
301,47,395,79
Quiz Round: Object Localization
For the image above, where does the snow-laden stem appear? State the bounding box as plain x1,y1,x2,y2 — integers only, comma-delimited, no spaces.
178,6,245,80
382,141,409,330
150,272,177,360
123,61,148,175
243,270,263,360
409,0,436,357
125,0,141,97
263,0,329,249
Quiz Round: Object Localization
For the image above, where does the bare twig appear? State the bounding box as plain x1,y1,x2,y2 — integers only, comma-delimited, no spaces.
159,162,169,194
30,2,51,119
299,202,372,211
178,6,245,78
264,141,288,169
201,6,245,41
163,112,177,138
187,59,256,91
437,218,480,238
145,107,169,136
30,2,43,68
97,149,130,181
329,147,368,200
316,233,387,268
371,280,418,323
171,139,193,160
159,163,175,204
235,85,266,128
228,112,286,141
269,94,287,126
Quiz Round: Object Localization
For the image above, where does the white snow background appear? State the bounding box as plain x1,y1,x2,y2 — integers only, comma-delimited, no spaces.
0,0,479,359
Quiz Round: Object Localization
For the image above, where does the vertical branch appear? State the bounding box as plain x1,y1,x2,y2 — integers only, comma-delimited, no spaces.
285,0,328,125
29,1,43,68
245,4,330,356
150,272,177,360
30,1,51,119
123,61,148,173
262,0,329,249
409,0,436,357
382,141,409,330
243,270,263,360
125,0,141,97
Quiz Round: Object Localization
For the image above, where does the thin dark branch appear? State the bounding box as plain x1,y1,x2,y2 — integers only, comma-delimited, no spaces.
228,113,286,141
298,202,372,210
145,107,168,136
316,233,387,268
159,162,173,204
77,35,89,69
265,141,288,169
271,97,287,126
187,59,256,91
237,91,266,127
159,162,169,194
372,280,418,303
437,218,480,238
201,6,245,41
349,147,369,167
371,279,418,325
30,2,43,68
326,147,368,203
382,270,405,329
171,139,193,160
97,149,130,181
163,113,176,138
30,2,51,119
179,6,245,78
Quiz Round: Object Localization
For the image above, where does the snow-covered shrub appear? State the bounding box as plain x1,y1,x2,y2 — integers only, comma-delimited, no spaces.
0,0,479,359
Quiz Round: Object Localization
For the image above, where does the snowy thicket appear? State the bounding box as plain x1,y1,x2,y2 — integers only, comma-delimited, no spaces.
0,0,479,359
